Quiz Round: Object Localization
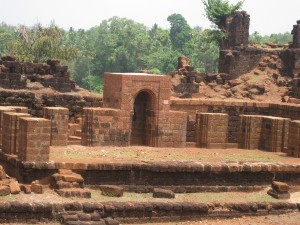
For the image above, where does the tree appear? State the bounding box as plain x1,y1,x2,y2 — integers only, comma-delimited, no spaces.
202,0,244,29
0,23,15,56
167,14,193,54
8,23,78,62
89,17,151,76
249,31,292,45
188,27,219,72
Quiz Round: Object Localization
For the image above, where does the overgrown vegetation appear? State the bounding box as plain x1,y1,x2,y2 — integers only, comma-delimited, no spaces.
202,0,244,29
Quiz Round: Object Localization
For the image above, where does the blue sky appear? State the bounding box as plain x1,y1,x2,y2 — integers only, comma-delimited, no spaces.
0,0,299,35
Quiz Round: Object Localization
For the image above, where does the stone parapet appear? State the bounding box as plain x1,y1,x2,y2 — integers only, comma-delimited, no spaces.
18,117,51,162
2,112,31,154
238,115,263,149
288,120,300,157
81,107,129,147
43,107,69,146
0,106,28,148
239,115,290,152
196,113,229,148
260,116,290,152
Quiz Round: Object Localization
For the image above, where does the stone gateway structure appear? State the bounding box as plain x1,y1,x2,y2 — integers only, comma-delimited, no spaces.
81,73,187,147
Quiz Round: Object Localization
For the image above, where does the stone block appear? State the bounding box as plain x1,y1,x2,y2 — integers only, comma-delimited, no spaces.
18,117,51,162
20,184,31,194
43,107,69,146
0,165,6,179
0,186,10,196
196,113,229,148
272,181,289,193
99,185,124,197
56,188,91,198
239,115,290,152
238,115,263,150
2,112,31,155
9,179,20,194
31,181,44,194
260,116,290,152
153,188,175,199
267,189,290,200
288,120,300,157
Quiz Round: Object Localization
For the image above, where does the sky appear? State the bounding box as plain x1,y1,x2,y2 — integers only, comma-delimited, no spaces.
0,0,299,35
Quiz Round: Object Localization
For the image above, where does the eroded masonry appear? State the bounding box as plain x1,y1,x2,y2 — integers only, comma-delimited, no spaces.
1,11,300,225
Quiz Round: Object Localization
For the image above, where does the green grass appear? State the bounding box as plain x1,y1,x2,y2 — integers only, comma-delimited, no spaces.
85,189,279,203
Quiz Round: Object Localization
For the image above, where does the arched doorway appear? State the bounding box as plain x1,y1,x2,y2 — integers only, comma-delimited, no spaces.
130,91,156,146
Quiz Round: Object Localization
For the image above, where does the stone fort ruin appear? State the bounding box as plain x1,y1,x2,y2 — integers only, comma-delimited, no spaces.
0,11,300,225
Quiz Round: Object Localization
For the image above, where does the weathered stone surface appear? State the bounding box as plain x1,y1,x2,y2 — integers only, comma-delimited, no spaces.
51,170,84,190
56,188,91,198
104,217,120,225
0,165,6,179
267,189,290,199
99,185,124,197
272,181,289,193
153,188,175,199
20,184,31,194
0,186,10,196
9,179,20,194
31,181,44,194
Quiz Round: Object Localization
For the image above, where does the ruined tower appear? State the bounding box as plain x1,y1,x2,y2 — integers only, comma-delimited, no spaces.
221,11,250,50
292,21,300,48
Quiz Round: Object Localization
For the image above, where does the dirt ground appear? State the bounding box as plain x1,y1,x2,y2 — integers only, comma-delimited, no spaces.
50,146,300,164
134,212,300,225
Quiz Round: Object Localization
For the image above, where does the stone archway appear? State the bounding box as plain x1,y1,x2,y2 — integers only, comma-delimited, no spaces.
130,90,156,146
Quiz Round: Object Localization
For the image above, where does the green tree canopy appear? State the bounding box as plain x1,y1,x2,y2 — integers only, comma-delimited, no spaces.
8,23,78,62
167,14,193,54
202,0,244,29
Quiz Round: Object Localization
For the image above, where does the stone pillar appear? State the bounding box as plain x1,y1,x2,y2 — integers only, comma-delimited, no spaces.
81,108,127,146
288,120,300,157
239,115,290,152
0,106,28,148
238,115,263,150
43,107,69,146
292,21,300,48
221,11,250,49
157,111,187,148
2,112,31,155
18,118,51,162
196,113,229,148
260,117,290,152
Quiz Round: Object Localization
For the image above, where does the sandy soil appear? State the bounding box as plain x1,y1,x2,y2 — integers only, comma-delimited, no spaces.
134,212,300,225
50,146,300,164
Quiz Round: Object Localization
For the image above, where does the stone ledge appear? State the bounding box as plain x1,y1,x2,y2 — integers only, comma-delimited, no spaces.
0,201,297,224
1,151,300,174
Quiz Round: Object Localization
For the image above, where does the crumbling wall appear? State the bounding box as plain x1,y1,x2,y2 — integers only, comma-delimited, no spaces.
218,11,271,78
0,89,102,118
0,56,76,92
171,99,300,145
221,11,250,49
0,56,102,118
219,48,277,78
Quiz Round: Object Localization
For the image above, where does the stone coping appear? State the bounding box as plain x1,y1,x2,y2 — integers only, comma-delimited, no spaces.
1,151,300,173
170,98,300,109
0,201,298,224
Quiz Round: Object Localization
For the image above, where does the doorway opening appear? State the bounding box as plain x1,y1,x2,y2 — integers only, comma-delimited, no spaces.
131,91,156,146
